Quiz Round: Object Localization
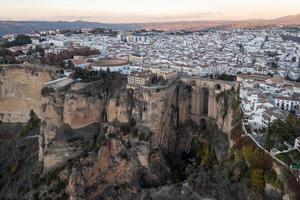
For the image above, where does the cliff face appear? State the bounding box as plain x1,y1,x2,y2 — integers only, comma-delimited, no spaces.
67,125,169,200
4,69,290,200
39,78,238,172
39,81,115,171
39,80,189,171
117,83,191,151
0,65,55,123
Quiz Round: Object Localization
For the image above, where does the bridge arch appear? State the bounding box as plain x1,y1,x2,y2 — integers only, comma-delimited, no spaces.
202,87,209,116
200,118,207,130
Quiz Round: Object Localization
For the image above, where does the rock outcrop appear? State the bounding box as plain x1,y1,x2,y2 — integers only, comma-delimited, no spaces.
2,68,297,200
67,125,169,200
39,76,239,172
0,65,56,123
39,79,122,172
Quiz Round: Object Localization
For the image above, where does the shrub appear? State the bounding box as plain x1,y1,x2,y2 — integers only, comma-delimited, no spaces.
251,168,265,191
241,145,272,169
9,160,20,174
199,143,210,166
264,170,276,184
273,179,283,191
19,110,40,137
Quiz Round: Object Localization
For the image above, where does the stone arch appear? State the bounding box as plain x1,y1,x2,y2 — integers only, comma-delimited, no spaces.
200,118,207,130
202,87,209,116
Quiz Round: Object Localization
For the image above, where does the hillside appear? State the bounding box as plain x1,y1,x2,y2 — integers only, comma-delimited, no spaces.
268,14,300,25
0,14,299,35
144,14,300,31
0,20,142,35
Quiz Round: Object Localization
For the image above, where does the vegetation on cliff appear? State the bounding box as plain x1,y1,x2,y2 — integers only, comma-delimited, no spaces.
229,123,300,198
2,75,299,199
71,67,123,83
231,85,242,126
215,85,241,125
19,110,40,137
265,113,300,151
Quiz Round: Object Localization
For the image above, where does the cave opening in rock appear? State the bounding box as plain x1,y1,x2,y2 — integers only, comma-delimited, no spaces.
202,87,209,116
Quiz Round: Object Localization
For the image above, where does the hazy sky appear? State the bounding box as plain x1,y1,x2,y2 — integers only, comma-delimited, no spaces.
1,0,300,22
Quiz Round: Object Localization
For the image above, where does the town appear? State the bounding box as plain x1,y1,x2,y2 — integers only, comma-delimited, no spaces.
1,26,300,193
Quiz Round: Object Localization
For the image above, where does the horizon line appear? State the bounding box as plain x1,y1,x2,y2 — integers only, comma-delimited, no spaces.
0,13,299,25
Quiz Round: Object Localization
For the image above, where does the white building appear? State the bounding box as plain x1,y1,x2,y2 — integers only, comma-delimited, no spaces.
262,108,288,127
127,70,152,87
274,94,300,111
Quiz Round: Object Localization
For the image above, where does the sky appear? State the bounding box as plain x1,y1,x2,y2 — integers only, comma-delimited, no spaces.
0,0,300,23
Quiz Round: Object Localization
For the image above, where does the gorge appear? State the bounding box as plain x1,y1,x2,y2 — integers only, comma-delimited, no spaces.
0,65,299,200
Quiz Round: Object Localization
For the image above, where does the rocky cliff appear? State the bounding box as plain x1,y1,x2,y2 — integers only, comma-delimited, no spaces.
39,78,125,172
0,65,56,123
39,79,199,172
38,74,240,172
3,67,265,200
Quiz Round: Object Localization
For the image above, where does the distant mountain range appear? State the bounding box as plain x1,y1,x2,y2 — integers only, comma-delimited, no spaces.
0,14,299,35
144,14,300,31
0,21,142,36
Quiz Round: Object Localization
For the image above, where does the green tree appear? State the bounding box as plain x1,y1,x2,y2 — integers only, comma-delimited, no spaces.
287,112,300,128
3,35,32,47
67,60,75,69
266,119,298,150
200,143,210,166
265,128,274,151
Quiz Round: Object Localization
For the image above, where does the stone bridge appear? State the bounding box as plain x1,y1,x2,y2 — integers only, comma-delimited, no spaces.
181,77,237,132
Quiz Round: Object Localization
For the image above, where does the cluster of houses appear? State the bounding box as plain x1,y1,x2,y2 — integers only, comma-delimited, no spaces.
2,27,300,81
239,74,300,128
239,73,300,152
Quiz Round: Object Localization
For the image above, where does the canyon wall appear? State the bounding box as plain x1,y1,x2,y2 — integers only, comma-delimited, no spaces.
39,81,113,171
0,65,55,123
39,78,238,172
0,65,239,171
0,66,238,172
